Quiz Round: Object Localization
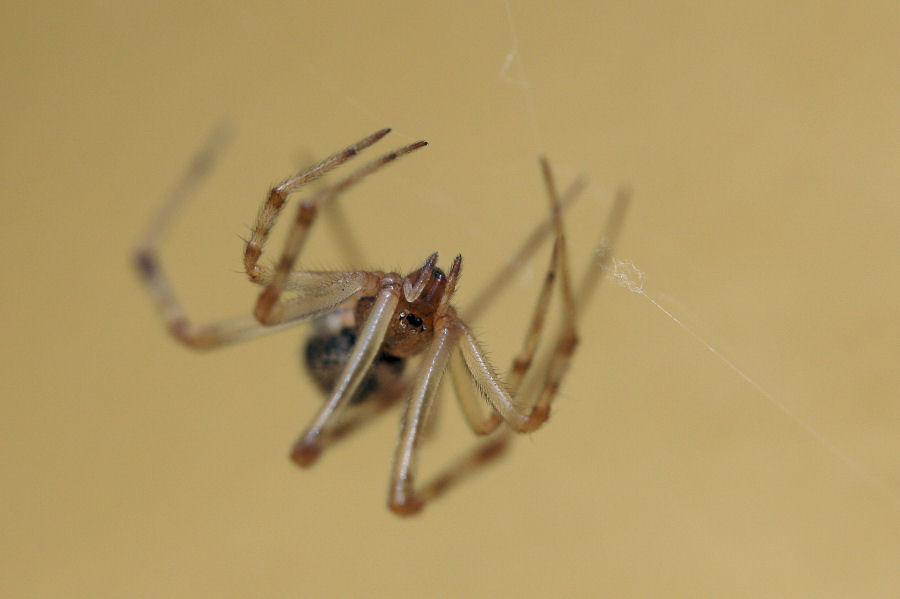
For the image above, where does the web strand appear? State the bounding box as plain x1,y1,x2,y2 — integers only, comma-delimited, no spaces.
605,258,900,511
501,0,545,153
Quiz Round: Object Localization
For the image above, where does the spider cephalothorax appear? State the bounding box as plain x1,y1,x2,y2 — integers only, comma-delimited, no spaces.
135,127,627,516
354,260,448,358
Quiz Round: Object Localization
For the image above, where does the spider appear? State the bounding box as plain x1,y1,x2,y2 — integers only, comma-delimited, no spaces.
134,127,627,516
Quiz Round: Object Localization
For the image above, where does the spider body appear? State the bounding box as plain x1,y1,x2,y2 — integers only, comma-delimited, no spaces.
303,318,405,406
135,127,627,516
303,261,447,405
354,263,447,358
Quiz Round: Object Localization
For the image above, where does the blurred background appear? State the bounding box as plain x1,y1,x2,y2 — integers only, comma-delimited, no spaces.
2,2,898,597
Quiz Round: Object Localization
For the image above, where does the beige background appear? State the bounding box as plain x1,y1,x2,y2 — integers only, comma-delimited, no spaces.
2,2,898,597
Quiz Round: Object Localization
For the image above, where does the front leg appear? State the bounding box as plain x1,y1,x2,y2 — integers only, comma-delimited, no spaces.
387,322,458,515
134,125,307,349
242,128,391,285
251,139,427,326
290,280,402,466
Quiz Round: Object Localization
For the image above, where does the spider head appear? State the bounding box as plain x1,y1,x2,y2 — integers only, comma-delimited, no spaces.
354,254,452,358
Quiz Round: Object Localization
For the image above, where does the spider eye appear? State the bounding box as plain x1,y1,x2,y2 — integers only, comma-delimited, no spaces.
404,313,424,329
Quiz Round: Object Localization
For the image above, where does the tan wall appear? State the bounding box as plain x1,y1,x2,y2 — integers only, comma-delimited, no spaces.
2,2,898,597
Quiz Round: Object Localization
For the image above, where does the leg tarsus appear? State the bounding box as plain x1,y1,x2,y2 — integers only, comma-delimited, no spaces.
290,441,322,468
390,430,511,515
249,138,427,326
520,404,550,433
387,495,425,517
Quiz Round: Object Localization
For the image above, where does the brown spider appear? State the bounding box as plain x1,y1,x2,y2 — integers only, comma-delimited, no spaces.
134,128,627,516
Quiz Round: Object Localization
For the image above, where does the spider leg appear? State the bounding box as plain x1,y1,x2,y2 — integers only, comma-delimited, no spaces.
250,139,428,325
408,428,512,511
508,233,564,393
134,126,386,349
396,350,510,513
388,318,528,515
463,172,587,323
242,128,391,283
387,323,457,515
388,168,596,514
448,181,567,415
526,184,630,422
507,156,579,429
132,125,335,349
290,281,403,466
287,147,372,268
449,348,502,434
446,157,574,431
455,158,629,432
313,378,409,453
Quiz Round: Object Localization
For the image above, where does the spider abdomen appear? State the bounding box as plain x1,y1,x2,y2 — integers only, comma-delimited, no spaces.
303,325,405,405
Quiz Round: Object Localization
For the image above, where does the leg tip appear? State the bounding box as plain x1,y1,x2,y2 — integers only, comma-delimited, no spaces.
388,497,424,517
521,405,550,433
290,442,322,468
